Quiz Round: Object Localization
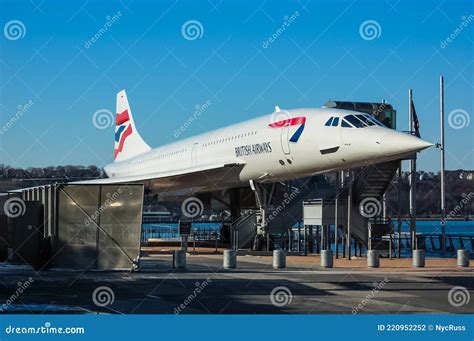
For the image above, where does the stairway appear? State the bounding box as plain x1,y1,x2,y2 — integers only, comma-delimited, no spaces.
353,160,399,204
347,160,400,246
231,176,322,249
231,210,258,249
231,160,400,250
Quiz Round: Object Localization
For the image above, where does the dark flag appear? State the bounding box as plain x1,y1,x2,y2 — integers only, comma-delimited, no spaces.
410,99,421,138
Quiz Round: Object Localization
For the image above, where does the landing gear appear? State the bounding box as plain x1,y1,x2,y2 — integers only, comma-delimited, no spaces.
253,212,267,251
250,180,274,251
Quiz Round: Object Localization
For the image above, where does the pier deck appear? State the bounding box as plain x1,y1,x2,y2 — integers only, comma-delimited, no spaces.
0,253,472,314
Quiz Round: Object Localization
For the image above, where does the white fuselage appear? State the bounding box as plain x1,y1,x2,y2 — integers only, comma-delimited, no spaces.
104,108,431,190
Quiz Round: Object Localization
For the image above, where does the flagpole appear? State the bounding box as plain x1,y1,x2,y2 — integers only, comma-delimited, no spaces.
408,89,417,253
440,76,446,254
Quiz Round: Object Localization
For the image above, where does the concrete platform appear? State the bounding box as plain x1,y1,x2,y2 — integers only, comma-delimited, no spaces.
0,253,472,314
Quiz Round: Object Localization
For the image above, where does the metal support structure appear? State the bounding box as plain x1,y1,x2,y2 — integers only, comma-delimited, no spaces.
297,226,301,253
368,223,372,250
249,180,270,251
303,225,307,256
408,89,417,253
440,76,446,254
346,171,352,260
334,171,340,259
397,163,402,258
382,193,387,220
320,225,324,251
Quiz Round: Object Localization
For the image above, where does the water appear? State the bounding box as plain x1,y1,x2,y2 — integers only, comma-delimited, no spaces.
142,222,221,240
142,220,473,238
397,220,474,236
142,220,473,254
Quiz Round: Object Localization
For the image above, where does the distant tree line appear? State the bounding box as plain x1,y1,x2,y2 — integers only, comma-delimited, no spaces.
0,164,104,191
0,165,472,218
384,170,473,218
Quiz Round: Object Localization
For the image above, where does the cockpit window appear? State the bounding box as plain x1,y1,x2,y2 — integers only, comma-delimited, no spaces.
332,117,339,126
341,119,353,128
356,114,375,126
344,114,366,128
364,114,385,127
325,117,333,126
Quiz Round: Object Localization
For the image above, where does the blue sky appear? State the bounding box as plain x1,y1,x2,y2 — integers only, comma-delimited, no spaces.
0,0,472,171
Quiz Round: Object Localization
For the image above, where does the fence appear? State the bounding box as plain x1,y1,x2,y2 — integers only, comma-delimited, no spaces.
398,233,474,254
141,224,221,244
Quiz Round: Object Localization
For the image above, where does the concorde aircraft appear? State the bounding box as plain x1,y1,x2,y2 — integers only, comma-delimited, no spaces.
78,90,433,194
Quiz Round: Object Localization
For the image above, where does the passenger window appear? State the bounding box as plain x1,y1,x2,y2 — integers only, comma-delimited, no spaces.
332,117,339,126
325,117,333,126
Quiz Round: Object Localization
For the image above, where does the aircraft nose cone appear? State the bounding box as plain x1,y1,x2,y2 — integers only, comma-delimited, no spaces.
379,130,434,156
398,134,434,152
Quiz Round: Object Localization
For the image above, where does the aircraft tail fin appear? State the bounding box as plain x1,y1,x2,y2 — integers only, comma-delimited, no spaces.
114,90,151,162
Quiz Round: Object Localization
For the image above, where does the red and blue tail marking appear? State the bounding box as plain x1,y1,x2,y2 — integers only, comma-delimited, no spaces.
268,116,306,142
114,109,133,159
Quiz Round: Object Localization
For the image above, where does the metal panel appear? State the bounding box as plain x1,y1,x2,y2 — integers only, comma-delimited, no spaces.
303,199,347,226
303,202,323,226
0,195,10,262
45,186,51,236
54,185,100,269
97,185,143,269
7,201,43,269
53,184,143,270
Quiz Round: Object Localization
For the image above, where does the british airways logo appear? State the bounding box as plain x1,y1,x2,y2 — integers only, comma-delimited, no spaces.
235,142,272,157
268,116,306,142
114,109,132,159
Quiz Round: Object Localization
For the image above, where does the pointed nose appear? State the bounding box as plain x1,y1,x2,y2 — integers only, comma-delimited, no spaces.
379,130,434,156
395,134,433,152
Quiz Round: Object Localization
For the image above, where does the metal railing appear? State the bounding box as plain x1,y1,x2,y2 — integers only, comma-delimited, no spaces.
141,225,221,244
396,233,473,253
